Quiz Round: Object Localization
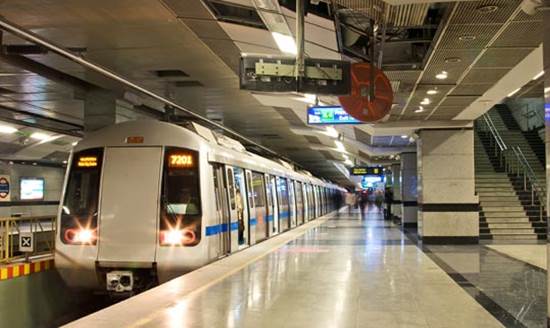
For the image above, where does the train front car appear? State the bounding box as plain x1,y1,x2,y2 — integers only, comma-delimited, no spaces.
55,120,210,294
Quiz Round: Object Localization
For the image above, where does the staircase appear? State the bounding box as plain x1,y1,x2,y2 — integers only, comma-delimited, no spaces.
475,136,538,240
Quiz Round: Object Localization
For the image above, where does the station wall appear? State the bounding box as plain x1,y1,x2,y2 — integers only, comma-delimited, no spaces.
0,162,65,217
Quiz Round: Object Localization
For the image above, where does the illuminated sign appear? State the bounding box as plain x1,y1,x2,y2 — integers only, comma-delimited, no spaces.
351,166,384,176
307,106,362,125
77,156,98,168
169,154,194,168
125,136,144,144
20,178,44,200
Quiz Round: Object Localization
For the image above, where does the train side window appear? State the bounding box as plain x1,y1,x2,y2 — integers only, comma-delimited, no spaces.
227,168,236,210
160,147,201,246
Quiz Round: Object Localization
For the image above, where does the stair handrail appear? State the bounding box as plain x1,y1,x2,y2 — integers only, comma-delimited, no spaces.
477,114,507,168
514,146,546,198
509,146,546,221
476,113,546,222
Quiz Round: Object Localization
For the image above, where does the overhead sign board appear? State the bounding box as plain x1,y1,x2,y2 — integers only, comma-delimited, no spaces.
19,232,34,252
240,56,351,95
307,106,362,125
350,166,384,176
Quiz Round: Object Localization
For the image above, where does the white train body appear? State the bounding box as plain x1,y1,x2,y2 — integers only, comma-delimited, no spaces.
55,120,343,292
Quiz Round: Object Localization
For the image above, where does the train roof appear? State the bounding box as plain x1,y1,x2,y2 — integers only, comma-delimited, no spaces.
75,120,344,191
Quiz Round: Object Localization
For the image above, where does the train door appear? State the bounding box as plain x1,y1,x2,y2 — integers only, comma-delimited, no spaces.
313,185,319,218
289,180,297,228
97,147,161,264
302,183,309,222
313,186,321,217
265,175,274,236
271,175,280,235
233,167,249,249
276,177,290,231
252,172,268,242
295,181,304,225
245,170,256,245
225,167,239,253
212,164,230,258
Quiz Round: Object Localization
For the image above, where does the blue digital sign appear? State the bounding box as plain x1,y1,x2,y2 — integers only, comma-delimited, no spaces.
307,106,362,125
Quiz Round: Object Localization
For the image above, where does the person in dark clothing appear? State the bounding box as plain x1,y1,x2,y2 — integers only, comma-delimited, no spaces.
334,191,343,218
359,191,369,218
384,187,393,220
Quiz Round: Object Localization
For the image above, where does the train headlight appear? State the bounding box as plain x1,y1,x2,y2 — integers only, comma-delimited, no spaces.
160,229,196,246
64,228,97,245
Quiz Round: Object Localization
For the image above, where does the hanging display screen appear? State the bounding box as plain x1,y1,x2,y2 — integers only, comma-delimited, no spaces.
307,106,362,125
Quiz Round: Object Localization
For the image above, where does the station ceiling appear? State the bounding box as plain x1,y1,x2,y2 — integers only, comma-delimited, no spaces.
0,0,544,186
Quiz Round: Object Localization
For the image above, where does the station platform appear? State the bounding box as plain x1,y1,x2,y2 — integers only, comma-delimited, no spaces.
66,206,545,328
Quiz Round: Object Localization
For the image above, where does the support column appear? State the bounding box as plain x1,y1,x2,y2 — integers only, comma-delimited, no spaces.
390,163,401,222
84,88,117,133
400,152,417,228
417,129,479,244
543,0,550,324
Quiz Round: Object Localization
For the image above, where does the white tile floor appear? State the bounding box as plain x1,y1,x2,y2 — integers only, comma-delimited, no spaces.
66,209,506,328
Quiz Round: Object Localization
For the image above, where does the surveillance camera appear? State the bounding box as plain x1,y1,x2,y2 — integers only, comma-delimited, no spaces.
521,0,544,15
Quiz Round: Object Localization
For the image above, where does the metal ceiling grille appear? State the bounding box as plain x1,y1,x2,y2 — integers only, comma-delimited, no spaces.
333,0,429,27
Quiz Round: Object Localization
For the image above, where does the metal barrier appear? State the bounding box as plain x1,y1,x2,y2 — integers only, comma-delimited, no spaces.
0,215,56,264
476,114,546,222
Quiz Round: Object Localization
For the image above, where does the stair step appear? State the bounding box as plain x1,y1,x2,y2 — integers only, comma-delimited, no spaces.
491,234,538,240
484,212,528,218
488,223,533,229
482,206,525,212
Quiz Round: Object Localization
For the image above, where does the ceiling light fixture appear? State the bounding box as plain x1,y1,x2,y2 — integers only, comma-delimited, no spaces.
420,98,431,105
344,159,353,166
507,88,521,98
426,89,438,95
458,35,476,41
71,141,78,146
334,140,346,152
476,5,499,14
30,132,50,141
271,32,297,55
435,71,448,80
400,135,408,139
0,125,17,134
533,71,544,80
444,57,462,63
324,126,339,138
545,87,550,94
415,106,424,113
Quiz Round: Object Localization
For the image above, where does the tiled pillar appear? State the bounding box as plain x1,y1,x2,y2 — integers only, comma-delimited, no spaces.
400,152,418,227
84,88,117,133
417,129,479,244
543,0,550,323
391,163,402,221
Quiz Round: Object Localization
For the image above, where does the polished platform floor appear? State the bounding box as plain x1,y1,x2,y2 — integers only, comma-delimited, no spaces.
67,206,547,328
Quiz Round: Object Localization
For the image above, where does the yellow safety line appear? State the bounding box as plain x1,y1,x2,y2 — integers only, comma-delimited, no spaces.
126,215,332,328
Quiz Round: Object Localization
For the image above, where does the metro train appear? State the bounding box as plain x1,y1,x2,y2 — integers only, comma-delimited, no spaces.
55,120,344,294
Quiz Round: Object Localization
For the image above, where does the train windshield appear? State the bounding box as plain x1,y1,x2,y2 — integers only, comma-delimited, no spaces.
160,147,201,246
60,148,103,244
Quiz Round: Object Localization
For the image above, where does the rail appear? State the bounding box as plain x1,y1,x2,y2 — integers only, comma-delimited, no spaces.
477,113,546,222
0,215,56,264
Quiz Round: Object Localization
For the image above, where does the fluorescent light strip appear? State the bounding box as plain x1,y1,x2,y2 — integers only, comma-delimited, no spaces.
533,71,544,80
507,88,521,97
271,32,297,55
334,140,346,152
0,125,17,134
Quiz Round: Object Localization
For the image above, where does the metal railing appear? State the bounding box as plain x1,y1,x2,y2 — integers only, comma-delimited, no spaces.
477,113,546,221
0,215,56,263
